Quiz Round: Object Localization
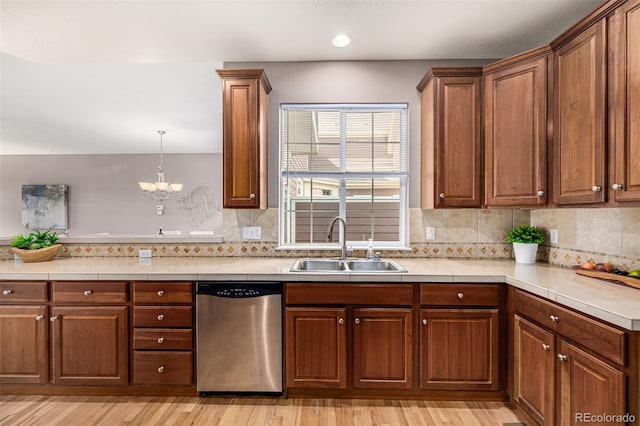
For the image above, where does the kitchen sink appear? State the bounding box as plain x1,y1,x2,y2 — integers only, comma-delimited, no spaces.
290,258,406,273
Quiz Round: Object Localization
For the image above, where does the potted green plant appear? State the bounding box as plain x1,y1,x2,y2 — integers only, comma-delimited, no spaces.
506,225,545,264
10,229,61,262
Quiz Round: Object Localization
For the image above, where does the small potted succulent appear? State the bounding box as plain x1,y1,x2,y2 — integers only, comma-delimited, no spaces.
506,225,545,264
10,229,61,262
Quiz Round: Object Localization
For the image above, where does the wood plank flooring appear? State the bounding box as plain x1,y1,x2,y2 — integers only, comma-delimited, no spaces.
0,395,525,426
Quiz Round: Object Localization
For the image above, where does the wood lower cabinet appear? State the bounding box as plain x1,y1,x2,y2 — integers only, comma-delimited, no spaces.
217,69,271,209
0,305,49,384
285,307,347,389
51,306,128,385
352,308,413,390
418,68,483,208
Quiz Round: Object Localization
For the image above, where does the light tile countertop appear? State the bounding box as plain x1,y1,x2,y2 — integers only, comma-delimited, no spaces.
1,257,639,331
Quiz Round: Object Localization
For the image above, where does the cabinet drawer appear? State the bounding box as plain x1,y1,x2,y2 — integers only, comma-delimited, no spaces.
133,328,193,350
133,351,192,385
133,282,192,305
52,282,127,304
420,284,501,306
133,306,193,328
285,283,413,305
515,290,626,365
0,282,47,303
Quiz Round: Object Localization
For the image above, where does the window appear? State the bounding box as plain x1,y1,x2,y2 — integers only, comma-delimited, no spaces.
279,104,408,249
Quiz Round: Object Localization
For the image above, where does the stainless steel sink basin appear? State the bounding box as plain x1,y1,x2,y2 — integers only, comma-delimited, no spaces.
290,258,406,273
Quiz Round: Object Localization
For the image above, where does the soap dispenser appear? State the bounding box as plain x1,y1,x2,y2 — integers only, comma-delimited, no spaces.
366,238,375,259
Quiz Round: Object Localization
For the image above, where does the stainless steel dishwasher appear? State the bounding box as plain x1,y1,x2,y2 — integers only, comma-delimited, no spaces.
196,282,282,394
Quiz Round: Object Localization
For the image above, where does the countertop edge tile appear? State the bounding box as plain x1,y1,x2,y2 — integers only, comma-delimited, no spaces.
49,273,100,281
554,293,636,331
453,275,506,283
401,275,454,283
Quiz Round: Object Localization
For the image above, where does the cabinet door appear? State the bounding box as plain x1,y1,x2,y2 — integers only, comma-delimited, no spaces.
553,20,607,205
352,308,413,389
51,306,128,385
0,305,48,383
484,57,548,206
558,340,626,426
436,76,483,207
420,309,499,390
513,315,555,426
610,0,640,202
285,307,347,388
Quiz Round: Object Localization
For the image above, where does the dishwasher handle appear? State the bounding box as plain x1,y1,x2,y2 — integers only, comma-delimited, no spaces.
196,282,282,298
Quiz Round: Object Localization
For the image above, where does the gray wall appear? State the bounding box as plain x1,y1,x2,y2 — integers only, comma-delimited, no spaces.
226,60,491,208
0,154,222,236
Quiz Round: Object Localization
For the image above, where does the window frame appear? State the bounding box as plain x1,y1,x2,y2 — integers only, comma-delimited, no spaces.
278,103,410,251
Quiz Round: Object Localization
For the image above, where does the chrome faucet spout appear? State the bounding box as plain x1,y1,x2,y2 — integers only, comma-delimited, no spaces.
327,216,348,260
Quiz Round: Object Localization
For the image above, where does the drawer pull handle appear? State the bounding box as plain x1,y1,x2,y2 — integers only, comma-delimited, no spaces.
439,193,445,199
422,319,428,326
591,185,601,192
84,290,93,296
157,290,165,296
338,318,344,325
157,314,165,321
557,354,567,361
35,315,44,321
157,337,164,344
157,366,165,373
537,190,545,197
612,183,623,190
457,292,464,300
50,316,58,322
354,318,360,324
2,289,13,296
250,193,256,199
541,344,550,351
549,315,559,323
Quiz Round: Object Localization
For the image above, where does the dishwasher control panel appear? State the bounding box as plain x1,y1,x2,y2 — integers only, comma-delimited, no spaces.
196,282,282,298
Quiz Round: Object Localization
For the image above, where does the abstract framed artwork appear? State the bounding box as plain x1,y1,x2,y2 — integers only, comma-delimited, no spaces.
21,184,68,230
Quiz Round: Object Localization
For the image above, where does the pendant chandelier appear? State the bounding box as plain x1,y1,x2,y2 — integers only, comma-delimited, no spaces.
138,130,183,201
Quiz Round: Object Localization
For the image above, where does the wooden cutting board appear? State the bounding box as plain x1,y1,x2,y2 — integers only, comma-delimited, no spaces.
574,267,640,290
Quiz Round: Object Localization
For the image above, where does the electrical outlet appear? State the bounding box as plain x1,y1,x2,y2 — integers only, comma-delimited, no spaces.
156,205,164,216
550,229,559,245
243,226,262,240
425,226,436,240
139,249,152,258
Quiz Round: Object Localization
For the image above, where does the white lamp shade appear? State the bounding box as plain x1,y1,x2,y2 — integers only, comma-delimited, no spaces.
155,181,169,191
170,183,183,192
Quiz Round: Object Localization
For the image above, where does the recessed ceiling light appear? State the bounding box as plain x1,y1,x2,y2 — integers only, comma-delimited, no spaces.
331,34,351,48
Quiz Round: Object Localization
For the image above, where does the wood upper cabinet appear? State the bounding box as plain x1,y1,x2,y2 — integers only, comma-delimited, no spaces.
513,314,555,426
483,49,550,206
418,68,483,208
285,307,347,389
51,306,128,385
609,0,640,202
420,308,499,390
552,20,607,205
352,308,413,390
217,69,271,209
0,305,49,384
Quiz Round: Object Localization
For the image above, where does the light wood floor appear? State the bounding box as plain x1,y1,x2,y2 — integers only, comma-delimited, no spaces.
0,395,525,426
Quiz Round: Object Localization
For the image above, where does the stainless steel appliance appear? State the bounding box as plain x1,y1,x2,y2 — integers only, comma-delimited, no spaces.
196,282,282,393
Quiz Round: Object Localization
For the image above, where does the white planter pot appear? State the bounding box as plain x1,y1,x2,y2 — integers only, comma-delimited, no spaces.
512,242,539,264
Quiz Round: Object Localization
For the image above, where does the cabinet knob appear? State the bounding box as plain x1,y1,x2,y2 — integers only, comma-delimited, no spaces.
549,315,559,323
612,183,623,190
537,190,545,197
84,290,93,296
338,318,344,325
541,344,550,351
157,290,165,297
35,315,44,321
157,337,164,344
354,318,361,324
249,193,256,199
457,292,464,300
439,193,445,199
2,289,13,296
157,366,165,373
50,316,58,322
591,185,602,192
557,354,567,361
157,314,164,321
422,318,428,326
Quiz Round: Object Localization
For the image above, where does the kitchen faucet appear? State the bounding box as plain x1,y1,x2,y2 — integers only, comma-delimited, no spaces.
327,216,349,260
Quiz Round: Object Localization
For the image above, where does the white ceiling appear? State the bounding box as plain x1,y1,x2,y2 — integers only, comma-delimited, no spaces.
0,0,601,155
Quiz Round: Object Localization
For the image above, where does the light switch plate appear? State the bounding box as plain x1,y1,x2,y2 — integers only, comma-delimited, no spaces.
243,226,262,240
550,229,558,245
425,226,436,240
